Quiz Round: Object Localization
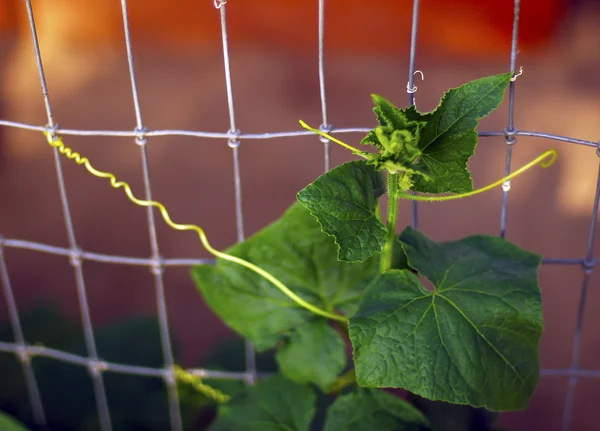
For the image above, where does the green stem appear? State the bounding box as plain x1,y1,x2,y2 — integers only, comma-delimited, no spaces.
380,173,399,273
326,369,356,395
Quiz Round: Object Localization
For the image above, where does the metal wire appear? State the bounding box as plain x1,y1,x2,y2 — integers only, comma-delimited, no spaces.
499,0,521,239
318,0,331,172
215,2,256,386
1,118,597,147
22,1,112,429
0,240,45,425
406,0,421,229
119,1,182,429
0,1,598,430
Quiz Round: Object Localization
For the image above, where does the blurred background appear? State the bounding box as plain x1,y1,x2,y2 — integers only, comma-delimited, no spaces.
0,0,599,430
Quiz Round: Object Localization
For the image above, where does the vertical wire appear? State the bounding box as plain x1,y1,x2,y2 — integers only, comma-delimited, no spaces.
561,160,600,431
407,0,421,229
500,0,521,239
318,0,330,172
23,1,112,429
0,241,46,425
216,2,256,384
119,1,182,429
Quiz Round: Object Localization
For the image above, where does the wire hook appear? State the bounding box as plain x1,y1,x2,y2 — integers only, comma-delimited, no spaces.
510,66,523,82
213,0,227,9
407,70,424,94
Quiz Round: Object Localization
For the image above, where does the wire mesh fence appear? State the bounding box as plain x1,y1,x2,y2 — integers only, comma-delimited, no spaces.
0,0,598,430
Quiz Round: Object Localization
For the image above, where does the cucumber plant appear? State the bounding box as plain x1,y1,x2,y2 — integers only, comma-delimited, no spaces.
192,72,554,430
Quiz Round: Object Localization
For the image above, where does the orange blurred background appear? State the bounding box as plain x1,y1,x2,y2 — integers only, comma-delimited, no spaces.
0,0,566,56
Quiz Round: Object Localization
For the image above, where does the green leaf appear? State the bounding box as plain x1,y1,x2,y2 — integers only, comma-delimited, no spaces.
349,226,543,411
275,320,346,390
404,72,512,194
210,375,316,431
323,388,428,431
296,160,386,262
192,201,378,348
0,412,29,431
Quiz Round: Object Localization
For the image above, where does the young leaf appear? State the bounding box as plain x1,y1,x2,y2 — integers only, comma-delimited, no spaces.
297,160,386,262
360,97,430,180
403,72,512,194
192,202,378,376
209,375,316,431
349,226,543,411
275,320,346,391
323,388,429,431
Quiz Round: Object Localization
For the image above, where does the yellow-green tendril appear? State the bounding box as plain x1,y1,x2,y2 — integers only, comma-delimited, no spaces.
396,149,558,202
43,131,347,323
298,121,558,204
299,120,370,157
174,365,230,404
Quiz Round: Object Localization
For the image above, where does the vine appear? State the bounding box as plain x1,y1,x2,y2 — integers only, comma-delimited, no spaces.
42,71,556,429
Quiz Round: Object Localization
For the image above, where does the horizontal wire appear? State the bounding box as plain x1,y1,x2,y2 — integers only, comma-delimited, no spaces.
2,237,596,268
0,341,261,380
1,340,599,380
0,119,597,147
2,239,215,266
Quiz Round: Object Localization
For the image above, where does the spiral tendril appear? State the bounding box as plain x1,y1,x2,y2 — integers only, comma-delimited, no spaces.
43,131,347,323
173,365,231,404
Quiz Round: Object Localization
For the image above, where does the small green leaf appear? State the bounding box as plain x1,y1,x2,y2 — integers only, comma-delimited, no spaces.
192,201,378,350
404,72,512,194
210,375,316,431
323,388,428,431
350,226,543,411
0,412,29,431
297,160,386,262
275,320,346,390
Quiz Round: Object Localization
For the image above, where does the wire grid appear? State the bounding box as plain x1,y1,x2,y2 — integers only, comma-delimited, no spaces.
0,0,599,430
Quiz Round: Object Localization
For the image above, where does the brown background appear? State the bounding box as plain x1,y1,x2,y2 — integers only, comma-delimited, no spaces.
1,0,599,429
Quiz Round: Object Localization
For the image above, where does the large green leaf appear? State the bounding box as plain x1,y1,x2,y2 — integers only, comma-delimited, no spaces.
296,160,386,262
209,375,316,431
275,320,346,390
404,72,512,194
323,389,428,431
192,203,378,384
349,226,543,410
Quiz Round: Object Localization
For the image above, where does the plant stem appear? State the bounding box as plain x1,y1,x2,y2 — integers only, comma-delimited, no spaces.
380,173,399,273
326,369,356,395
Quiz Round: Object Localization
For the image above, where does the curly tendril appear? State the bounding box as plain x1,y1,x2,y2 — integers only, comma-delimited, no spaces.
299,120,558,201
43,131,347,323
173,365,231,404
395,149,558,202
